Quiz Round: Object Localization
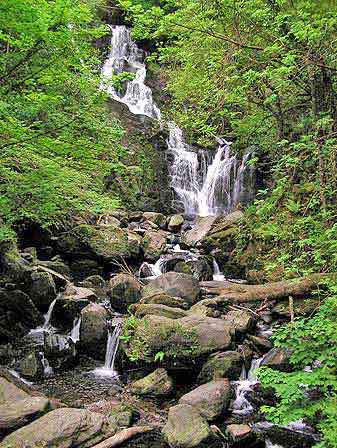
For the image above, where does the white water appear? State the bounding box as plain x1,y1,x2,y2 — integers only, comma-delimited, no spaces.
39,352,53,377
101,25,160,119
265,440,284,448
70,317,81,343
93,322,122,378
213,259,225,281
102,26,253,217
231,356,263,416
43,298,57,329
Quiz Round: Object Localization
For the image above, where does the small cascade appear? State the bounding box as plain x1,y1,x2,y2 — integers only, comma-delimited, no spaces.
39,352,53,377
70,317,81,343
265,440,284,448
93,322,122,377
139,257,166,278
101,25,160,119
231,357,263,416
213,259,225,281
43,298,57,329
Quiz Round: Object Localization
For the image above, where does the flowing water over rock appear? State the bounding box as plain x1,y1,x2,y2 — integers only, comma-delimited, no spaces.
102,26,254,216
93,322,122,378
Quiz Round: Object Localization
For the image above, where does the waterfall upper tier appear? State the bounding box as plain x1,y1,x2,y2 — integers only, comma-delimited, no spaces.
102,25,254,217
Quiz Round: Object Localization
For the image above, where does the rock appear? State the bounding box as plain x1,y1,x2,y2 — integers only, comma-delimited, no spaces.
140,292,189,310
127,230,143,257
198,351,243,383
0,408,117,448
247,335,273,351
63,283,98,302
260,348,292,372
29,271,57,311
130,368,173,397
129,211,143,221
82,275,106,289
18,352,44,380
162,404,219,448
0,247,33,285
109,273,141,313
223,309,255,333
108,403,135,428
134,304,188,319
143,212,167,229
227,424,252,441
182,216,217,247
123,314,232,366
0,396,50,437
70,259,102,281
35,259,71,279
44,333,77,369
80,303,108,358
179,380,231,420
142,272,200,306
168,214,184,232
57,224,133,262
174,257,213,281
0,376,29,405
142,229,167,261
0,289,42,342
253,421,320,447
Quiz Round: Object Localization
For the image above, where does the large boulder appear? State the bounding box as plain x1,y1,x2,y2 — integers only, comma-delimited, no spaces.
79,303,108,359
143,212,167,229
57,224,133,262
0,289,42,342
0,408,117,448
162,404,220,448
227,424,252,442
18,351,45,380
109,273,141,313
142,272,200,306
142,229,167,261
198,351,243,383
140,292,189,310
29,271,57,311
182,216,217,247
0,376,30,405
122,314,232,366
0,396,50,437
179,380,231,420
223,309,255,334
168,214,184,232
130,368,173,397
134,304,188,319
174,257,213,282
63,284,98,302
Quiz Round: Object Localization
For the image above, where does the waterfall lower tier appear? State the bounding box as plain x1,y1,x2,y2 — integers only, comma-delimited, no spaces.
93,322,122,378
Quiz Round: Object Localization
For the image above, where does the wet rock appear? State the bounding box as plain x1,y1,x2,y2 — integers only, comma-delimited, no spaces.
198,351,243,383
179,379,231,420
182,216,217,247
162,404,220,448
0,289,42,341
143,229,167,261
226,423,252,441
0,376,30,405
0,396,50,437
44,333,77,369
223,309,255,334
0,407,117,448
18,352,44,380
168,214,184,232
29,271,57,311
260,347,292,372
174,257,213,281
253,421,320,448
143,212,167,229
134,303,188,319
142,272,200,306
109,273,141,313
80,303,108,359
140,292,189,310
130,368,173,397
247,335,273,352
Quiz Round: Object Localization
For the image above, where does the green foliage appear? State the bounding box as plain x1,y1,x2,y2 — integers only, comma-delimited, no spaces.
111,72,136,92
258,286,337,447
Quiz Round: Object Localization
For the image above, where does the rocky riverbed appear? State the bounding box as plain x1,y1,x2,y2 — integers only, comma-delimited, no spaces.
0,210,322,447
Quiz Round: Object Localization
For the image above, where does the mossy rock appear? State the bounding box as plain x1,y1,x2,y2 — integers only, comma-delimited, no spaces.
130,368,173,397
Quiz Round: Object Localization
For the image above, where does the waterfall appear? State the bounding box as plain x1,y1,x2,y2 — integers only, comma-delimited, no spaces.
231,356,264,416
93,322,122,377
70,317,81,343
213,259,225,281
101,25,160,119
39,352,53,377
102,25,254,216
43,298,57,329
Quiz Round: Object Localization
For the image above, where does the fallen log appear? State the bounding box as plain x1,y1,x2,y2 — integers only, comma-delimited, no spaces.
90,426,153,448
200,274,333,303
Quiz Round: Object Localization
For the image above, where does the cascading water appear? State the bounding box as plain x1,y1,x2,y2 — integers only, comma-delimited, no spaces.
93,322,122,377
213,259,225,281
70,317,81,343
101,25,160,119
102,26,254,216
